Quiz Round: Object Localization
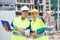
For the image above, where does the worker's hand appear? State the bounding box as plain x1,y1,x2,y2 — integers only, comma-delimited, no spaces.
27,32,38,38
31,32,38,37
44,11,54,20
47,11,53,14
47,11,52,14
4,23,11,32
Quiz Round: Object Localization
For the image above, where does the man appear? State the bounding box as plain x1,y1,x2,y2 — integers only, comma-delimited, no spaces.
11,6,30,40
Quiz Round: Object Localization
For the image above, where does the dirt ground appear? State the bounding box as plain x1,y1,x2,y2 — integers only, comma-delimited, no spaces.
48,32,60,40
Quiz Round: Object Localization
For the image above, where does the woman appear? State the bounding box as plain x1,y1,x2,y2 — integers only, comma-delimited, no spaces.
30,9,48,40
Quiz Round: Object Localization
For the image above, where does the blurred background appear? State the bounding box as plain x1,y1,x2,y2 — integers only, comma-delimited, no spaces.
0,0,60,40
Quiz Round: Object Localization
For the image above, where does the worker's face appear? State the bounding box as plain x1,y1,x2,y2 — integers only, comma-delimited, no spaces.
31,12,38,19
21,10,28,18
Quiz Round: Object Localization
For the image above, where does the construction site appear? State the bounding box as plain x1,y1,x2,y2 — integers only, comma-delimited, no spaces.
0,0,60,40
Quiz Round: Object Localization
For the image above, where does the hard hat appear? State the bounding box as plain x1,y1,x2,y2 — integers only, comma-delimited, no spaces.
31,9,39,14
21,6,29,12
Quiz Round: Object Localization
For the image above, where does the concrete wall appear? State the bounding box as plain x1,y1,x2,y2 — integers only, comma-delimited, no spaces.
0,11,16,40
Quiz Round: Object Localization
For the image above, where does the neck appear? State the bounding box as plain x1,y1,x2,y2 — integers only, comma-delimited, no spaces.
21,16,25,20
33,18,36,21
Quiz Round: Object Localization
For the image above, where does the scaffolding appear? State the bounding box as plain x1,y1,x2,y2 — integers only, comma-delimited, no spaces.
0,0,60,31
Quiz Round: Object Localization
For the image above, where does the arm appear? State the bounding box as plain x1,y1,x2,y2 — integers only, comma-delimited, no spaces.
16,27,25,35
18,30,25,35
31,32,38,37
43,11,53,20
11,22,25,34
43,13,50,20
27,32,38,38
27,27,45,37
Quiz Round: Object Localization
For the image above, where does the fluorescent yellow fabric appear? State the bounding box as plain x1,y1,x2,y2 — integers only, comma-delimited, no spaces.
33,36,48,40
31,18,44,31
31,18,48,40
11,35,26,40
11,16,30,40
13,16,29,29
13,16,30,33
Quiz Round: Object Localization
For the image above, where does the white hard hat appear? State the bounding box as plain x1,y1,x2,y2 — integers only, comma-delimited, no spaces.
21,6,29,12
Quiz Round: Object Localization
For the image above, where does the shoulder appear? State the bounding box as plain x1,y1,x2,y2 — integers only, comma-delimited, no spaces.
39,18,44,23
26,18,30,23
38,18,43,22
14,16,21,21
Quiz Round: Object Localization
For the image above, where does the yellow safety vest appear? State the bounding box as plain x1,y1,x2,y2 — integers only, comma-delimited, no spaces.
31,18,48,40
11,16,30,40
13,16,30,32
31,18,44,31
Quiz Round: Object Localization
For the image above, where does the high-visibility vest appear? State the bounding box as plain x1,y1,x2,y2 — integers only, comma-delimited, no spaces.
31,18,44,31
11,16,30,40
12,16,30,33
31,18,48,40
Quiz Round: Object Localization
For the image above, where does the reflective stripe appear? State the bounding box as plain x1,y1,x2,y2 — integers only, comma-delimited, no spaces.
33,33,47,39
13,32,25,37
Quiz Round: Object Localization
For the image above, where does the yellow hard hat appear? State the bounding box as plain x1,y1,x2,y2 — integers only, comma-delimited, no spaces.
31,9,39,14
